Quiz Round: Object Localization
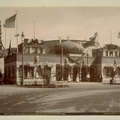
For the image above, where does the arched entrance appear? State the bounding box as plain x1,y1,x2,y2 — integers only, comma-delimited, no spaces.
81,66,87,82
90,66,97,82
63,64,71,81
73,65,79,82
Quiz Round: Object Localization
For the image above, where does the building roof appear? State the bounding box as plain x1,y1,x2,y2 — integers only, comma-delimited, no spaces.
53,40,84,54
62,40,84,53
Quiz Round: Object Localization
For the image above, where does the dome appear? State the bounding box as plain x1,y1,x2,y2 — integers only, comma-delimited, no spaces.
62,40,84,53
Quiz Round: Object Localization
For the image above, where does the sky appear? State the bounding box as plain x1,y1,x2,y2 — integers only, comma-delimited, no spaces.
0,7,120,48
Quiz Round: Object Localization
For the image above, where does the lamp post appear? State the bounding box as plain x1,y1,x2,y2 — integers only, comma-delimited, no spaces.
59,37,63,81
86,52,90,81
21,32,24,86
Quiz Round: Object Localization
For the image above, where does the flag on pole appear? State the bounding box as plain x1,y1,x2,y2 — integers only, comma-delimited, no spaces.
83,32,98,48
3,14,17,28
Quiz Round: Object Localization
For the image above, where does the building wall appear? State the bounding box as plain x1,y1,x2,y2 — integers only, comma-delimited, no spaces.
4,54,17,84
0,58,4,79
5,39,120,84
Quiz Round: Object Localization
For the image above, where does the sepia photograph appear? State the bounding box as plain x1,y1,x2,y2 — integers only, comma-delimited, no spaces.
1,5,120,117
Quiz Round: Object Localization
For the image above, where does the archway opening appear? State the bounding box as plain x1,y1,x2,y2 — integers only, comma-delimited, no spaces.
81,67,87,82
90,67,97,82
73,66,79,82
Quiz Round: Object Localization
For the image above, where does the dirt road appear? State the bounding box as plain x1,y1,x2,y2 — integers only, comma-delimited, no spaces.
0,83,120,114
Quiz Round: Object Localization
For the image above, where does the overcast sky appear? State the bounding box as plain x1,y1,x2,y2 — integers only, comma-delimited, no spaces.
0,7,120,48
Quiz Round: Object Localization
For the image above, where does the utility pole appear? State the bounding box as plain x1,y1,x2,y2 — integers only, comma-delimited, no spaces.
21,32,24,86
61,38,63,81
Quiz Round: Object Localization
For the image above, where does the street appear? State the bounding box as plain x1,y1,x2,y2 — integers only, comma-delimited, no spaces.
0,82,120,115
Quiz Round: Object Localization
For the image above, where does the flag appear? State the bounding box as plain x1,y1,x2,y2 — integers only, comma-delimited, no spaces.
8,40,11,56
15,34,19,37
3,14,17,28
83,32,98,48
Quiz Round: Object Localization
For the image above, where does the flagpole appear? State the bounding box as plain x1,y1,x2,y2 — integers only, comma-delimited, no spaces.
21,32,24,86
16,11,18,53
5,29,6,49
33,21,35,40
59,37,63,81
109,30,112,44
61,39,63,81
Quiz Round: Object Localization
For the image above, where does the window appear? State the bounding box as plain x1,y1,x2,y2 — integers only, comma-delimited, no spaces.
106,51,108,56
26,47,30,53
115,52,118,57
11,67,15,78
32,47,37,53
110,51,113,57
103,67,113,77
24,67,28,78
37,47,43,53
29,67,34,78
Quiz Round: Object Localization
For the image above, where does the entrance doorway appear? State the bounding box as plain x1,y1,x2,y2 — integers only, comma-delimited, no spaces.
81,67,87,82
73,65,79,82
90,67,96,82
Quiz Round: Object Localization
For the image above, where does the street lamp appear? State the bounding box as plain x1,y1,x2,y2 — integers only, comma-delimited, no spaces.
86,52,90,81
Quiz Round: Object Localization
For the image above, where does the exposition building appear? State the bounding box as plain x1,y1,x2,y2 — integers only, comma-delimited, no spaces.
3,34,120,85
